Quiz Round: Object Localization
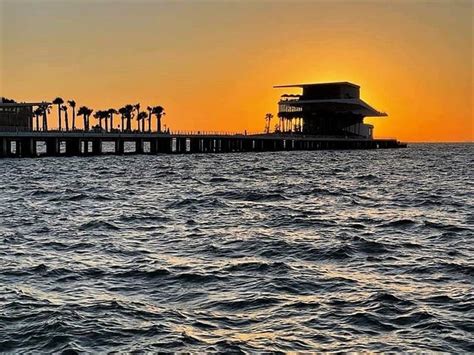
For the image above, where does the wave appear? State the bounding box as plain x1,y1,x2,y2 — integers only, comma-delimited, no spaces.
210,190,287,202
79,220,120,231
381,219,417,228
224,261,292,273
115,268,171,279
1,144,473,352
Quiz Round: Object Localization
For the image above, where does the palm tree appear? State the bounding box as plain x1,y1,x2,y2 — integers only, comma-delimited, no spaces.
77,106,88,131
103,111,109,132
87,108,94,131
52,97,64,131
61,105,69,131
33,107,42,131
136,113,142,132
134,103,141,131
138,112,148,132
118,107,126,132
68,100,76,130
108,108,118,131
93,110,104,130
40,104,51,131
146,106,153,132
125,104,134,132
78,106,93,131
152,106,165,132
264,113,273,134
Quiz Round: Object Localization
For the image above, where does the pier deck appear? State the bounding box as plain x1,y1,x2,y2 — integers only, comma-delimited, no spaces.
0,131,406,158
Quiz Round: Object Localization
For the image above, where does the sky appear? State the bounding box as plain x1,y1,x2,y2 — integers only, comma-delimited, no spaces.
1,0,472,142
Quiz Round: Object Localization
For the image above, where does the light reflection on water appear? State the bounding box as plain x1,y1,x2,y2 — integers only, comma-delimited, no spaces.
0,143,472,352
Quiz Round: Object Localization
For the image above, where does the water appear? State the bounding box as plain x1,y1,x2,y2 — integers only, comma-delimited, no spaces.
0,143,472,352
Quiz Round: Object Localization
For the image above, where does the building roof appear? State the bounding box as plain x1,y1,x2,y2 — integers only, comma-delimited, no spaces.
274,81,360,89
279,98,387,117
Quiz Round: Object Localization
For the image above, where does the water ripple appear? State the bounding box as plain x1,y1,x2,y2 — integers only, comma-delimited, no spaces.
0,144,473,352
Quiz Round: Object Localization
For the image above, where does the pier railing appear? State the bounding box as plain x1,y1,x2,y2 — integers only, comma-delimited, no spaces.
0,126,266,136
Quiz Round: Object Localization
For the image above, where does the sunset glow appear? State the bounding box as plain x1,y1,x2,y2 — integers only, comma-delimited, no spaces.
1,0,472,142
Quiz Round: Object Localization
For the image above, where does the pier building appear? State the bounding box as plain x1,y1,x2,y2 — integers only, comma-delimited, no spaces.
0,100,45,131
0,84,406,158
275,82,386,138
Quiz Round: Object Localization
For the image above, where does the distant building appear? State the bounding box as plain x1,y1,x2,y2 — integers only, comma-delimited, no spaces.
275,82,387,138
0,98,45,131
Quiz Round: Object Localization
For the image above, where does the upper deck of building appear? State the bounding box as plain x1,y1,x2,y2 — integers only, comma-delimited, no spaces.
275,82,386,117
274,82,360,100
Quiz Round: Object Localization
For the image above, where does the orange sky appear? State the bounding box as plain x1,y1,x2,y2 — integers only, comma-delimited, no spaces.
1,0,472,142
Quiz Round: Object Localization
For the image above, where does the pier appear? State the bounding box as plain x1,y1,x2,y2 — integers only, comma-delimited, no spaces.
0,81,408,159
0,130,405,158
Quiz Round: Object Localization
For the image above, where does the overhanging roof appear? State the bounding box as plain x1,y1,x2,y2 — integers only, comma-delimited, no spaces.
274,81,360,89
279,98,387,117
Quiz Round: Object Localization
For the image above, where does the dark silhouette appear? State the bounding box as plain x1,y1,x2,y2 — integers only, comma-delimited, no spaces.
108,108,118,131
33,107,42,131
68,100,76,130
134,103,141,131
93,110,104,130
138,112,148,132
40,104,51,131
124,104,134,132
118,107,126,132
274,82,386,138
77,106,93,131
61,105,69,131
52,97,64,131
146,106,153,132
103,111,109,132
152,106,165,132
264,113,273,134
118,105,134,132
0,85,407,159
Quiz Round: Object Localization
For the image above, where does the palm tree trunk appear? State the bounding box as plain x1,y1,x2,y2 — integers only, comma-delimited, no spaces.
72,108,76,130
110,114,113,130
57,105,61,131
142,118,145,132
43,112,48,131
35,115,39,131
84,116,88,131
121,116,124,132
157,116,161,133
105,117,108,132
65,111,69,131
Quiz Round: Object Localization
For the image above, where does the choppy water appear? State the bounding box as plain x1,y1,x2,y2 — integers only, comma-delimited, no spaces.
0,143,473,352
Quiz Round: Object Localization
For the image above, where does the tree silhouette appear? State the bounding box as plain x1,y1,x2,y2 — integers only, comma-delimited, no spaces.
52,97,64,131
61,105,69,131
40,104,51,131
146,106,153,132
138,112,148,132
78,106,93,131
33,107,42,131
68,100,76,130
118,107,126,132
134,103,141,131
264,113,274,134
152,106,165,132
93,110,104,130
124,104,134,132
108,108,118,131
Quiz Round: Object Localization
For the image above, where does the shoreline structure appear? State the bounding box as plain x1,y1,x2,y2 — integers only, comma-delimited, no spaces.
0,82,406,158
